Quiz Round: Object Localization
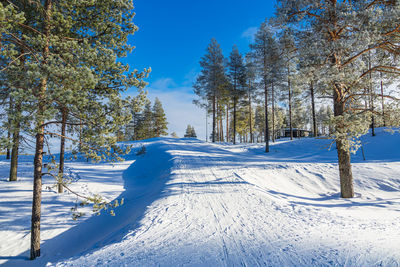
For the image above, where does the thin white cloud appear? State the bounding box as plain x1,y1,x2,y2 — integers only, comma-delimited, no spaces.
151,78,177,89
241,26,258,42
182,68,198,86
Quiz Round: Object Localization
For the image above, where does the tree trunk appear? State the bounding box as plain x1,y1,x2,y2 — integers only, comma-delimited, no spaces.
380,72,386,127
220,109,224,142
310,81,317,137
248,91,253,143
31,128,45,260
9,102,21,182
264,81,269,153
271,82,275,143
9,130,20,182
232,71,238,145
6,97,12,160
288,69,293,141
216,99,220,142
226,102,229,142
368,54,375,136
212,94,216,143
6,132,11,159
79,118,83,151
58,107,67,194
337,139,354,198
31,0,51,260
233,96,237,145
334,89,354,199
205,109,208,142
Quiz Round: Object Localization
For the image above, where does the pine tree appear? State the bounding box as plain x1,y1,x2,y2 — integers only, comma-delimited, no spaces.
244,55,257,143
136,101,153,140
250,20,281,151
124,91,149,140
194,38,228,143
1,0,149,258
0,1,32,181
278,28,299,141
296,30,323,138
152,98,168,137
227,45,247,144
184,125,197,138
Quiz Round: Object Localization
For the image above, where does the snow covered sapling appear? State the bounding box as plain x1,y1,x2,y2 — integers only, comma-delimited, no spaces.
71,195,125,220
136,145,146,156
41,153,126,221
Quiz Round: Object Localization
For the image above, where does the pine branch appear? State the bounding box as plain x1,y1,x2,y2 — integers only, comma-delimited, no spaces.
0,52,30,72
341,42,389,68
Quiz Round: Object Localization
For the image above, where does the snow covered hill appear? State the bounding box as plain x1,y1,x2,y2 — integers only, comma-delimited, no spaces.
1,128,400,266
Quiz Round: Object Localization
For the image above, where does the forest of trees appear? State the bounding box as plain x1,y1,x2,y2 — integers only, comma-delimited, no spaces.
194,1,400,198
0,0,156,259
194,36,336,147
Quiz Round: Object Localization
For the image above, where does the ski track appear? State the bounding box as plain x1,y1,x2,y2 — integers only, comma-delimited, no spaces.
2,135,400,266
51,138,400,267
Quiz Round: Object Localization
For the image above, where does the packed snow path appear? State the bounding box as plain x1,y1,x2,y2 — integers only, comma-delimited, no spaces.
2,133,400,266
58,138,400,266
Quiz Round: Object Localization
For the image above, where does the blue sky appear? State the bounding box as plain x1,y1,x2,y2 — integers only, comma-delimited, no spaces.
125,0,276,139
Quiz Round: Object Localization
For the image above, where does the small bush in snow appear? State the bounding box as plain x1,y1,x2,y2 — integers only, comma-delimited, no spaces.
136,146,146,156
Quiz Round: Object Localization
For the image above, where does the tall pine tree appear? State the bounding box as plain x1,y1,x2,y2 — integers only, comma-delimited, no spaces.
152,97,168,137
227,45,247,145
194,38,227,143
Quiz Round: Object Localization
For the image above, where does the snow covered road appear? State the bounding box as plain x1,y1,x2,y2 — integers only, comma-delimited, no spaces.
56,137,400,266
2,132,400,266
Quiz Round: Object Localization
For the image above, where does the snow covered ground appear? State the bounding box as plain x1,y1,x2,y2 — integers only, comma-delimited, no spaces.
1,128,400,266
